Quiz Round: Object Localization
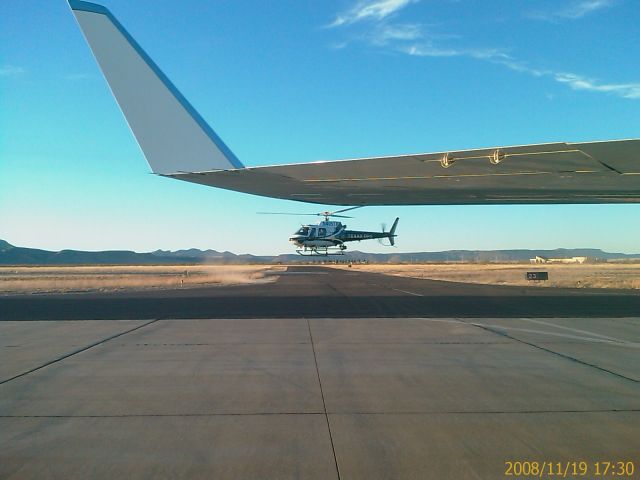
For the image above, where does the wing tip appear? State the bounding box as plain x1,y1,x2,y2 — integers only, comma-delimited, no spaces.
68,1,110,15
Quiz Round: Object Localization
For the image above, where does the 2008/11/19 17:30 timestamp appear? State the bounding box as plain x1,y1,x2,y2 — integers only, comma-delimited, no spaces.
504,460,636,478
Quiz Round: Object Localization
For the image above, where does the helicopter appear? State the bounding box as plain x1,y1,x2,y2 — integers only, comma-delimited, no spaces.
259,207,399,256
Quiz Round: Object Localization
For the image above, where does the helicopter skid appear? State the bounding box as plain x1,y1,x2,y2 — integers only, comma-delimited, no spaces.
296,245,346,256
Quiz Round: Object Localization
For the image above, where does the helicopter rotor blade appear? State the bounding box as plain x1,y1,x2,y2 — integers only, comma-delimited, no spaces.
330,206,363,215
258,205,362,218
257,212,319,216
257,212,354,218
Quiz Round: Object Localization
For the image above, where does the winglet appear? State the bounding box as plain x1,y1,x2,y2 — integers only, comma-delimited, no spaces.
67,1,244,174
68,1,109,14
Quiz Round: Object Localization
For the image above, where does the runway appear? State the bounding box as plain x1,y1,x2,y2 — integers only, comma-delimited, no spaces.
1,266,640,320
1,267,639,478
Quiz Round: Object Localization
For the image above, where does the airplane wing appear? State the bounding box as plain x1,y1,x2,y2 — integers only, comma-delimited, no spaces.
68,1,640,206
167,139,640,205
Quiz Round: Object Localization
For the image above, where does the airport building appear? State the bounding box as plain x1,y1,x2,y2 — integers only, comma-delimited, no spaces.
530,255,598,264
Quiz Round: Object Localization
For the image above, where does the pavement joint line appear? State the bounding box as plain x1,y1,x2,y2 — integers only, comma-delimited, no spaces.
130,342,312,345
390,287,424,297
467,321,640,384
307,318,341,480
313,341,617,345
324,283,348,299
3,409,640,418
0,413,327,418
311,342,514,345
311,318,465,324
518,317,630,343
329,409,640,415
367,279,427,298
0,318,159,386
481,324,640,348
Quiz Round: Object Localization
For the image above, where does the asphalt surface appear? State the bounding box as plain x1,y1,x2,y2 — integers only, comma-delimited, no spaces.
1,266,639,319
1,267,639,478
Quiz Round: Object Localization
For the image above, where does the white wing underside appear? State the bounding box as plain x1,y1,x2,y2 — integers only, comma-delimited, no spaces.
167,139,640,205
69,1,640,206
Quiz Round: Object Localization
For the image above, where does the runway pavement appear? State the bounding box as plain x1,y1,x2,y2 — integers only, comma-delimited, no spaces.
1,266,639,319
1,267,639,478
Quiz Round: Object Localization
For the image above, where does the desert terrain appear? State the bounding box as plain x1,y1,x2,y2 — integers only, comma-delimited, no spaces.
331,263,640,289
0,265,283,294
2,263,640,295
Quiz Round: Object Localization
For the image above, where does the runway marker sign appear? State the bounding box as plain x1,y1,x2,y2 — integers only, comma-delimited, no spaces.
526,271,549,281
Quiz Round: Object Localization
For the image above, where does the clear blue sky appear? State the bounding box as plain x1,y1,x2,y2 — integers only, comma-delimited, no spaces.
1,0,639,255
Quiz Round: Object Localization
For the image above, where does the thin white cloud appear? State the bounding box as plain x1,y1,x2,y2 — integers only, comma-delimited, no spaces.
367,38,640,100
327,0,638,100
400,44,460,57
329,0,415,27
368,23,423,46
327,0,502,61
492,58,550,77
364,23,461,48
529,0,616,21
554,73,640,99
476,56,639,100
0,65,25,76
400,44,508,61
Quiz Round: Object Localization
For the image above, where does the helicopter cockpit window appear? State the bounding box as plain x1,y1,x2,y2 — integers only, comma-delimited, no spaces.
296,227,309,236
318,228,326,237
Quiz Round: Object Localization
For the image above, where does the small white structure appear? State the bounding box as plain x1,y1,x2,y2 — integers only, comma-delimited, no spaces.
530,256,549,264
530,256,592,264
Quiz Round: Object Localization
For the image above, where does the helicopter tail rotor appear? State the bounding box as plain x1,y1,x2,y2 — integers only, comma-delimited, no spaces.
378,220,399,246
378,223,388,245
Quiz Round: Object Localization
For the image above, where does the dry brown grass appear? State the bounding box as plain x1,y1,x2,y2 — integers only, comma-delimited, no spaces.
0,265,284,294
331,263,640,289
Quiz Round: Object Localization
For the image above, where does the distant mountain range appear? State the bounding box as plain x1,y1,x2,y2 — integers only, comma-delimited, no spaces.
1,239,639,265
